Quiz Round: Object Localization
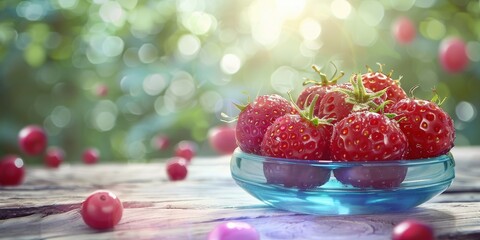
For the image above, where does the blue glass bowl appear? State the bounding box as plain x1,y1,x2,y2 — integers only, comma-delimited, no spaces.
230,149,455,215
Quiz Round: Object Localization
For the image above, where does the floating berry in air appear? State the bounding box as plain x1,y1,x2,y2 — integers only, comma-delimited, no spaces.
44,147,65,168
152,134,170,151
18,125,47,155
166,157,188,181
392,16,416,44
94,83,109,97
175,140,197,162
0,155,25,186
392,219,434,240
439,37,469,73
81,190,123,230
208,221,260,240
208,125,237,155
83,148,100,164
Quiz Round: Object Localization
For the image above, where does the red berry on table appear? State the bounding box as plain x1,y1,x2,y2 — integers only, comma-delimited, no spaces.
152,134,170,151
166,157,188,181
297,64,344,113
18,125,47,156
317,75,385,124
235,94,295,155
81,190,123,230
208,221,260,240
174,140,197,162
392,98,455,159
330,111,407,161
392,219,434,240
44,147,65,168
361,65,407,112
0,155,25,186
439,37,469,73
83,148,100,164
208,125,237,155
392,16,416,44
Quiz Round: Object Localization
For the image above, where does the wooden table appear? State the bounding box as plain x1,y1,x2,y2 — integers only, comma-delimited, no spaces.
1,147,479,240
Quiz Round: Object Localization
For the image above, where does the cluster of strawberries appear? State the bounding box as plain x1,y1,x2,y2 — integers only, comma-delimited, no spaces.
234,64,455,189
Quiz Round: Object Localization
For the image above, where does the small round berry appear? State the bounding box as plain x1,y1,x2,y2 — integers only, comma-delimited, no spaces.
439,37,468,73
174,140,197,162
0,155,25,186
18,125,47,156
44,147,65,168
392,16,416,44
152,134,170,151
208,125,237,155
81,190,123,230
83,148,100,164
166,157,188,181
208,221,260,240
392,219,434,240
94,83,109,97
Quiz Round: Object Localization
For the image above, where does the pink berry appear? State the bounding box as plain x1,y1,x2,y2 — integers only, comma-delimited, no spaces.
166,157,188,181
44,147,65,168
439,37,469,73
95,84,109,97
0,155,25,186
392,16,416,44
18,125,47,156
174,141,197,162
152,134,170,151
208,125,237,155
83,148,100,164
208,222,260,240
392,219,434,240
81,190,123,230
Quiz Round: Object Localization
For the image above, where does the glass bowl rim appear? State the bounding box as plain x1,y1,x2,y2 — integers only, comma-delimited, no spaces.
232,148,454,168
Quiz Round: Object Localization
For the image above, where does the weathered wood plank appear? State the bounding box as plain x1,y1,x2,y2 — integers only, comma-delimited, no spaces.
0,147,479,239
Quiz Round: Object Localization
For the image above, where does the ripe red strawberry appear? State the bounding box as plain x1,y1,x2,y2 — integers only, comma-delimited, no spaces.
261,114,332,160
330,111,408,189
235,94,295,155
317,75,386,124
330,111,407,161
261,96,332,189
362,64,407,112
392,98,455,159
296,65,344,112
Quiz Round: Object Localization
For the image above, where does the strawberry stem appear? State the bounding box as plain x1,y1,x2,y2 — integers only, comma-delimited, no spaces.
335,74,387,112
302,64,344,86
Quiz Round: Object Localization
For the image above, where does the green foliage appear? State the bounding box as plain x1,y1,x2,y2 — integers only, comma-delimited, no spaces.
0,0,479,163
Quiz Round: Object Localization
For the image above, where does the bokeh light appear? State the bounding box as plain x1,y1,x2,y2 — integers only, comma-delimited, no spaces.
1,0,479,162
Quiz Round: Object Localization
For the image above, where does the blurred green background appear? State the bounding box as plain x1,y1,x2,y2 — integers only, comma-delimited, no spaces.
0,0,479,163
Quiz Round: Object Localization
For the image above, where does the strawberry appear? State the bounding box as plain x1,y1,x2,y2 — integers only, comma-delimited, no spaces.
261,95,332,189
330,111,407,161
235,94,295,155
330,111,408,189
317,75,386,124
296,65,344,112
362,64,407,112
392,98,455,159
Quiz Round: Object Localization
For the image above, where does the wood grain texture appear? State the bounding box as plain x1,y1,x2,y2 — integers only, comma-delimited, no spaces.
0,147,479,239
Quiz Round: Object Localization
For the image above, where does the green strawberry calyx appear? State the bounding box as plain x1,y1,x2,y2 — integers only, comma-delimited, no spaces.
302,63,345,87
335,74,388,113
288,92,332,127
